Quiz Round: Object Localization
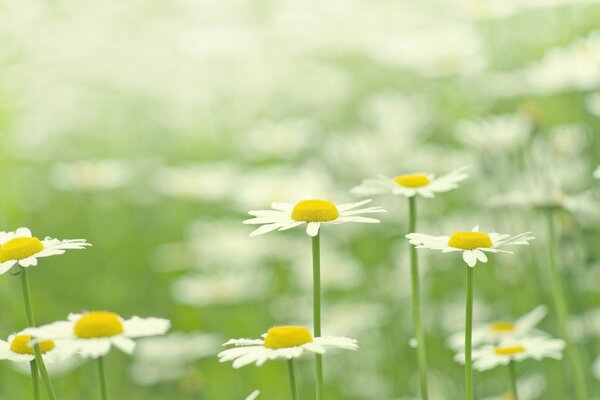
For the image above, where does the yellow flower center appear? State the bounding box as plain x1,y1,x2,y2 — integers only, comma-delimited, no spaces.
393,174,430,188
264,326,313,349
10,335,55,355
494,345,525,356
73,311,124,338
448,232,493,250
490,322,515,332
0,237,44,263
291,200,340,222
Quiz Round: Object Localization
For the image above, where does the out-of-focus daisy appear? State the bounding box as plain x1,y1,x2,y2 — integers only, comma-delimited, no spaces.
455,336,565,371
0,333,68,363
244,199,386,237
245,390,260,400
26,311,170,358
218,326,358,368
448,305,549,350
586,93,600,118
455,114,532,152
51,160,131,192
0,227,91,274
351,167,468,199
407,226,534,267
594,165,600,179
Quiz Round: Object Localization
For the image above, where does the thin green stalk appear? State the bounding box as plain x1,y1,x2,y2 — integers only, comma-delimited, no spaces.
20,267,57,400
508,361,519,400
287,359,299,400
311,233,323,400
98,357,108,400
465,267,473,400
545,210,588,400
408,196,429,400
30,360,40,400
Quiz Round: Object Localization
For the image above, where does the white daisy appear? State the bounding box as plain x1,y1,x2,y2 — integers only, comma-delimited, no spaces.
244,199,386,237
25,311,170,359
218,326,358,368
0,227,91,274
448,305,549,350
0,333,71,363
406,226,534,268
455,336,566,372
351,166,468,199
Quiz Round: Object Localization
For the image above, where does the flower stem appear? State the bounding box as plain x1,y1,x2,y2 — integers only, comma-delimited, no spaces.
98,357,108,400
545,210,588,400
312,233,323,400
465,266,474,400
508,361,519,400
408,196,429,400
30,360,40,400
288,359,300,400
20,267,57,400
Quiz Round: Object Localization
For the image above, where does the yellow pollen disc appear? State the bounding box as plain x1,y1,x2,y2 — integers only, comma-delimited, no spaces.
494,345,525,356
0,237,44,263
10,335,55,355
291,200,339,222
73,311,124,338
448,232,493,250
264,326,313,349
490,322,515,332
393,174,430,188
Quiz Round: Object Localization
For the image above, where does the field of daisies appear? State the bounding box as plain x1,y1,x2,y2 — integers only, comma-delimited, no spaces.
1,0,600,399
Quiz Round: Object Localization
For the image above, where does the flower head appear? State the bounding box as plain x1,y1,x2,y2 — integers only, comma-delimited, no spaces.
244,199,386,237
455,336,565,371
406,226,534,267
25,311,170,358
218,326,358,368
352,166,468,198
0,332,71,363
0,227,91,274
448,305,549,350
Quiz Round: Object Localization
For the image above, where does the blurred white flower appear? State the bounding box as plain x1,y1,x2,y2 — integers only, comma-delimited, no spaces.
481,373,546,400
455,114,532,152
239,118,317,160
448,305,549,350
51,160,132,192
218,326,357,368
152,164,239,202
244,390,260,400
244,199,386,237
594,165,600,179
352,167,468,199
407,226,534,268
586,93,600,117
130,332,221,385
0,333,70,363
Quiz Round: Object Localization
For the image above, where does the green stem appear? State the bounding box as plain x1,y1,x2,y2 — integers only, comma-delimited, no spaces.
20,267,57,400
408,196,429,400
287,359,299,400
545,210,588,400
312,233,323,400
30,360,40,400
98,357,108,400
508,361,519,400
465,267,474,400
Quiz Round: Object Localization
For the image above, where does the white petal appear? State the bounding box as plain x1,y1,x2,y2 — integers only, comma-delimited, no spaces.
78,339,112,358
16,227,33,237
18,257,38,267
306,222,320,237
462,251,477,267
249,222,289,237
336,199,372,211
112,336,136,354
0,260,17,274
123,317,170,338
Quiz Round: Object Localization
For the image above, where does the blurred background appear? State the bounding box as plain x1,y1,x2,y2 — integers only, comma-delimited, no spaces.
0,0,599,398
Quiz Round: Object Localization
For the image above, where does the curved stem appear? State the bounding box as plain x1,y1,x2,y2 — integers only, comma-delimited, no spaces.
98,357,108,400
408,196,429,400
30,360,40,400
287,359,299,400
20,267,57,400
312,233,323,400
465,267,474,400
545,210,588,400
508,361,519,400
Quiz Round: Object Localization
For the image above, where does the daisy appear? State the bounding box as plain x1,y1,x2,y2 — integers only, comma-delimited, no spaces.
218,326,358,369
455,336,566,372
406,226,535,268
351,166,468,199
25,311,170,358
244,199,386,237
0,333,70,363
448,305,549,350
0,227,91,274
